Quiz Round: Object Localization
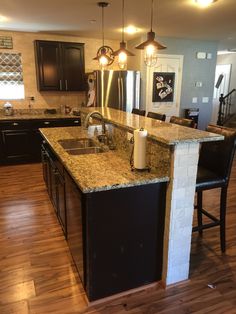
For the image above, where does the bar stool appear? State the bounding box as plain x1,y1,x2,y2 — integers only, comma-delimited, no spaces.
147,112,166,121
193,124,236,252
170,116,195,128
132,108,146,116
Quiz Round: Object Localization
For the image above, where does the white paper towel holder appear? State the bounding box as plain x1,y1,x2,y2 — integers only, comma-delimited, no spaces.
130,128,151,172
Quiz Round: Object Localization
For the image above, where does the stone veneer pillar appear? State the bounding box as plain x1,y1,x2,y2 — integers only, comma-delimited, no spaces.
162,142,200,285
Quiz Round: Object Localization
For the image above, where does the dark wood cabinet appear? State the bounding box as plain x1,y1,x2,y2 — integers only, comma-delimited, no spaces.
35,40,85,91
65,170,85,285
0,121,32,163
2,129,31,163
42,143,66,236
56,168,66,234
84,184,166,301
0,117,81,165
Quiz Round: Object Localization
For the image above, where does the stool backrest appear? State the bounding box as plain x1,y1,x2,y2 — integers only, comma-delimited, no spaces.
199,124,236,183
170,116,195,128
132,108,146,116
147,112,166,121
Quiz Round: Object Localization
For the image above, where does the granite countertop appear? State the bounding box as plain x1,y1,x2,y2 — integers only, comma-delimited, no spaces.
80,107,224,145
40,126,169,194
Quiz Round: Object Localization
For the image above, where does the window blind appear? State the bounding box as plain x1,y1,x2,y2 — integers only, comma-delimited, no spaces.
0,53,24,86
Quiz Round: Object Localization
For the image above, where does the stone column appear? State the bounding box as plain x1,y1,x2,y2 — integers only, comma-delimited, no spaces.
162,142,200,285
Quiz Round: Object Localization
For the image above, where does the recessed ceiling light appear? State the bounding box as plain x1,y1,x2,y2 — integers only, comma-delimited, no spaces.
124,25,139,35
0,15,8,23
194,0,217,7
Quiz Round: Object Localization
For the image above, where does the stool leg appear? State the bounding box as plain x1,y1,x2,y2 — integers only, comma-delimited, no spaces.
220,187,227,253
197,191,203,236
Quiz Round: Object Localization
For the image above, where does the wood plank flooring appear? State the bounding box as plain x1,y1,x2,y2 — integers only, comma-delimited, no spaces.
0,161,236,313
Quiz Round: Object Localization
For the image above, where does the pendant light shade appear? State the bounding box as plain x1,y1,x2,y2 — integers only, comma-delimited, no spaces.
93,2,114,69
136,0,166,67
112,0,134,70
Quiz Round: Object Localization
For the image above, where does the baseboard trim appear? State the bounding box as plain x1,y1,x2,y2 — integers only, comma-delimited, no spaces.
86,281,162,307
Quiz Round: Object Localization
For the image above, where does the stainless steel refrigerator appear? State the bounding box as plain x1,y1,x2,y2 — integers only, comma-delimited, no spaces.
93,70,141,112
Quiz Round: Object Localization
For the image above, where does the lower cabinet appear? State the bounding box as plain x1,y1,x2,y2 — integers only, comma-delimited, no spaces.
0,117,81,164
42,143,167,302
42,143,66,236
1,129,32,163
65,170,85,286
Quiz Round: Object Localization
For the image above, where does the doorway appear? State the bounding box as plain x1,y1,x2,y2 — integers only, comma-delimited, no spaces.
211,64,231,124
145,54,184,121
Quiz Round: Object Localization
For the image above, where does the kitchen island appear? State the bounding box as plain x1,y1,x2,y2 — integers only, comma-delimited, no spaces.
40,107,223,303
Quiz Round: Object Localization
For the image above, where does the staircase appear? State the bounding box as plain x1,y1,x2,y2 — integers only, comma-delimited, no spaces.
217,89,236,128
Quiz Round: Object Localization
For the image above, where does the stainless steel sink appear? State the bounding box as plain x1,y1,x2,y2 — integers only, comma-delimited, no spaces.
58,138,105,155
58,138,97,149
66,147,105,155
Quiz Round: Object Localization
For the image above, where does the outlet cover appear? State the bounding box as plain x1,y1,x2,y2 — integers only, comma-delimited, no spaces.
192,97,198,104
207,53,212,59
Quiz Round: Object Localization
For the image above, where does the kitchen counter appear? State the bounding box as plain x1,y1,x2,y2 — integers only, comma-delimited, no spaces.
80,107,223,145
40,126,169,193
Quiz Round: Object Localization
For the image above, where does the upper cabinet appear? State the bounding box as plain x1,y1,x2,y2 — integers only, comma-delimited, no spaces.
34,40,86,92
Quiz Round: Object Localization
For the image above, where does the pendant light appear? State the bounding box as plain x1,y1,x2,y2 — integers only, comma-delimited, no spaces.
136,0,166,67
112,0,134,70
93,2,114,69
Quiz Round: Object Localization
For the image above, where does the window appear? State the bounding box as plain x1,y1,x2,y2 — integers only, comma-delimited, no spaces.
0,52,25,100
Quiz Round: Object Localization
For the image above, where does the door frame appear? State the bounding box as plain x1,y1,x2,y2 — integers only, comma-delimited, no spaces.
145,54,184,120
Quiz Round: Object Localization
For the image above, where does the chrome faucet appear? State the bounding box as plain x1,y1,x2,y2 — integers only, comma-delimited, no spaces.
84,111,116,150
84,111,106,135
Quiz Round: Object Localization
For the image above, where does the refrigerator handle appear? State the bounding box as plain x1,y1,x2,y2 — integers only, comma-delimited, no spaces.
118,77,121,110
121,77,124,111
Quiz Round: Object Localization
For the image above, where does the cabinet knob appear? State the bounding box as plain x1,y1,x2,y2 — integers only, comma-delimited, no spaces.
44,121,50,125
12,122,19,126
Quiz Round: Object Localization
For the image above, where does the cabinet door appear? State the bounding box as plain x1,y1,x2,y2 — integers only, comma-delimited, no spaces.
65,170,85,286
62,43,85,91
41,145,50,192
50,159,58,211
35,40,62,91
1,129,31,163
56,170,66,235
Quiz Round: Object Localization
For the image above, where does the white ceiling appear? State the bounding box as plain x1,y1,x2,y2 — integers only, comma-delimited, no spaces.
0,0,236,50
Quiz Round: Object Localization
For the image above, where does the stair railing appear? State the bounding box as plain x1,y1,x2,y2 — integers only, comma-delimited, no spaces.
217,89,236,126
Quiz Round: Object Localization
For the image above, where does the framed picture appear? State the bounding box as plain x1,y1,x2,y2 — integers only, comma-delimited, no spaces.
152,72,175,102
0,36,13,49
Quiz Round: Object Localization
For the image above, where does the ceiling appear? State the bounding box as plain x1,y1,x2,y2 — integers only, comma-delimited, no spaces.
0,0,235,50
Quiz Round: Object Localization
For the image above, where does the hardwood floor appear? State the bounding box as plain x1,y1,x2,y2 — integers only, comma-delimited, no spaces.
0,161,236,313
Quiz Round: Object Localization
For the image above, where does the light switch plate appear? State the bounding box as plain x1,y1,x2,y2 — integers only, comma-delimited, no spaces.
192,97,198,104
202,97,209,103
197,52,206,59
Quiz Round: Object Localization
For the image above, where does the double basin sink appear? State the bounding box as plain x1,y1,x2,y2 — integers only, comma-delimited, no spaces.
58,138,105,155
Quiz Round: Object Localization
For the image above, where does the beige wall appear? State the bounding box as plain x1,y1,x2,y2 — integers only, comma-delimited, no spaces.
0,30,120,109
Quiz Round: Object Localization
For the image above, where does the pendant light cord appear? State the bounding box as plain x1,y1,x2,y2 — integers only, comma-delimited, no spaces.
102,5,105,46
150,0,154,31
122,0,124,42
